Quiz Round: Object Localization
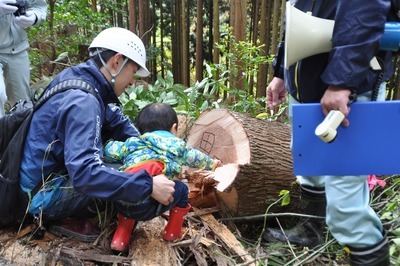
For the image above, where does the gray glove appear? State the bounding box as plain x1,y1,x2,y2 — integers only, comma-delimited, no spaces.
0,0,17,15
15,10,37,28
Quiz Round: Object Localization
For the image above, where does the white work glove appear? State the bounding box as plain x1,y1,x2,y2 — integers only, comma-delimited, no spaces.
14,10,37,28
0,0,18,15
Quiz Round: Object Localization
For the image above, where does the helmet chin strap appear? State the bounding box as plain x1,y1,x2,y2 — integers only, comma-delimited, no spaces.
97,49,129,90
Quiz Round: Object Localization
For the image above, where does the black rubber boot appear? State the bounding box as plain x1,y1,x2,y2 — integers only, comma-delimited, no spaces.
347,230,390,266
263,185,326,247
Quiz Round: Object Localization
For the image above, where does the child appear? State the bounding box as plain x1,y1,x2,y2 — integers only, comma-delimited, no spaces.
104,103,221,252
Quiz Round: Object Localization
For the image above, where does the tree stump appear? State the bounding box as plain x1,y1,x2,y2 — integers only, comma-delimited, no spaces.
186,109,299,217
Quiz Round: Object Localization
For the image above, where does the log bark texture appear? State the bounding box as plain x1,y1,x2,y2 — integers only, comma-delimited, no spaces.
186,109,299,217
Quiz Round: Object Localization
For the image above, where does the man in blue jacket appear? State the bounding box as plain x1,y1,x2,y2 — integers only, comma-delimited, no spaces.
19,27,178,241
265,0,392,265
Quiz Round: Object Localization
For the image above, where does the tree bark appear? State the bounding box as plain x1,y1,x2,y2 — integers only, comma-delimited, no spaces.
128,0,136,33
195,0,204,83
212,0,220,83
181,0,190,87
116,0,123,27
159,0,165,79
270,0,281,72
256,0,269,99
171,1,182,84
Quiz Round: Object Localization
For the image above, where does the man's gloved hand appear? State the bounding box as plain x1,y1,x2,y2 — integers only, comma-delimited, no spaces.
15,10,37,28
0,0,17,15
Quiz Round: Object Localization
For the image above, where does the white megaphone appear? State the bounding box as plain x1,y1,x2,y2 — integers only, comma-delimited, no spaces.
284,2,400,69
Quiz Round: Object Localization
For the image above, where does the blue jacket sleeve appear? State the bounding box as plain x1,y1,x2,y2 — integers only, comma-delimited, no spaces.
321,0,391,90
182,146,216,170
102,104,140,142
60,94,152,202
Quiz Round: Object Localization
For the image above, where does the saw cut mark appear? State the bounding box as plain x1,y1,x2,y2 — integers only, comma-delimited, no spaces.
199,132,215,155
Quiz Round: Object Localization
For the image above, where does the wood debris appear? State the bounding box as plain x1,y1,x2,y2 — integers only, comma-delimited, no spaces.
0,206,256,265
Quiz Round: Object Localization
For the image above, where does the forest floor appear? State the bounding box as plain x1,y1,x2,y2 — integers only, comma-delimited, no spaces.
0,176,398,265
0,209,353,266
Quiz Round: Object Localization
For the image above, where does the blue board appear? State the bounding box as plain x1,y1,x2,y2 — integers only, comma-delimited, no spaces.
292,101,400,176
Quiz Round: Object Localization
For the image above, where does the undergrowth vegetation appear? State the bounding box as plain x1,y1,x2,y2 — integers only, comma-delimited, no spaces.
252,175,400,265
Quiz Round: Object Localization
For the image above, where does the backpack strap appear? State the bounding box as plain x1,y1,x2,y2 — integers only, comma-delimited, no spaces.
29,79,98,197
34,79,97,111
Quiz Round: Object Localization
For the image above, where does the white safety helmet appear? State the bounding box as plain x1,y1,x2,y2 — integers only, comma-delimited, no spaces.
89,27,150,77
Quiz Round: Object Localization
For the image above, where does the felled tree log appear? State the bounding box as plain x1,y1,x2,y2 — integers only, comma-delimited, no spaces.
186,108,299,217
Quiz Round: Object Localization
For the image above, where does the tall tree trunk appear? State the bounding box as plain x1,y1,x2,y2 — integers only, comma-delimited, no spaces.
270,0,280,77
231,0,246,93
228,0,236,102
249,0,259,96
181,0,189,87
176,0,183,83
160,0,165,79
91,0,98,31
265,0,274,83
212,0,220,96
128,0,136,33
138,0,144,36
195,0,204,83
171,1,182,84
150,0,156,80
256,0,269,99
207,0,213,64
138,0,149,43
138,0,150,81
116,0,123,27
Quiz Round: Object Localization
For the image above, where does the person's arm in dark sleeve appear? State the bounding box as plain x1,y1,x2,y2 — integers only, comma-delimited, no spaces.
102,104,140,142
273,33,285,79
321,0,391,90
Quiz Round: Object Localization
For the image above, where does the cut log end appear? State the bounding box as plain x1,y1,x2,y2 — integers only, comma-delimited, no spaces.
186,109,298,217
186,109,251,164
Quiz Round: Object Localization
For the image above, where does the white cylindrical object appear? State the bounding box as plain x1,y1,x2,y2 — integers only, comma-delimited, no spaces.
315,110,345,143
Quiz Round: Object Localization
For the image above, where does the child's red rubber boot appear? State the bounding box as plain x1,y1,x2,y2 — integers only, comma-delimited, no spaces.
162,204,191,241
111,214,136,252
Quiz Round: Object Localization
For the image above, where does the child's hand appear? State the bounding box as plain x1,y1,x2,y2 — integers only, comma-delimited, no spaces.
213,159,223,170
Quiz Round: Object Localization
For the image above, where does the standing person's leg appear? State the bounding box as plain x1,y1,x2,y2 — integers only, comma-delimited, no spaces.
325,84,389,265
264,96,327,247
263,175,326,247
265,84,389,249
325,175,389,265
0,57,8,117
4,51,31,107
